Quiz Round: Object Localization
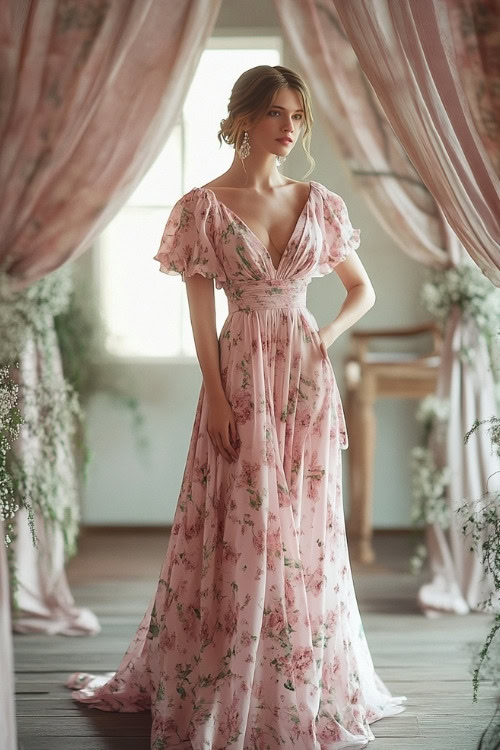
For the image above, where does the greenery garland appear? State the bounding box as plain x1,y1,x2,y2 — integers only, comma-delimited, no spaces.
0,262,149,606
0,363,33,595
420,262,500,392
0,365,23,539
0,264,84,605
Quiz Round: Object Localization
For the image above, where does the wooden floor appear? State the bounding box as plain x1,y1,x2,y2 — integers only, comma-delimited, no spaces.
14,528,499,750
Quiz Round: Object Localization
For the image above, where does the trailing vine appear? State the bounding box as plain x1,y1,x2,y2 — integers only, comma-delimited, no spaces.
0,261,149,607
456,416,500,704
0,264,84,606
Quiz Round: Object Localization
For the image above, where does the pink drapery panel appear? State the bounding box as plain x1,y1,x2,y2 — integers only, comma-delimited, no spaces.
332,0,500,287
11,329,100,636
420,298,500,616
275,0,500,616
0,0,221,640
0,0,222,288
275,0,449,271
0,524,17,750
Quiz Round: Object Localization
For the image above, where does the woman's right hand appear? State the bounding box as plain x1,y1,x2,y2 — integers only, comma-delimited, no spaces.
206,395,239,463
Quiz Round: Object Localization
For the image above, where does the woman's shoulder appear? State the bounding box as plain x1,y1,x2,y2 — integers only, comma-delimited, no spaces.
309,180,343,200
171,186,214,210
177,180,341,207
190,179,325,195
179,186,205,200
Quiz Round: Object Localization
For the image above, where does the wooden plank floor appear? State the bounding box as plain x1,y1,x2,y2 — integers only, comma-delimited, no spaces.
14,529,499,749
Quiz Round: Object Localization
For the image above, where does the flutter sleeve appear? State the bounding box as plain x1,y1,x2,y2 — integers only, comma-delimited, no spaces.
313,187,361,275
153,188,227,289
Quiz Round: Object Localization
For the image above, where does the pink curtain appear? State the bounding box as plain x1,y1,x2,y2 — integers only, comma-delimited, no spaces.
11,327,101,636
1,0,221,649
0,0,222,287
275,0,448,271
0,524,17,750
422,294,500,616
275,0,500,616
332,0,500,287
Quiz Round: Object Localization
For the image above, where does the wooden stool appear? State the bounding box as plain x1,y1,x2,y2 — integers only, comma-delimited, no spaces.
344,323,442,563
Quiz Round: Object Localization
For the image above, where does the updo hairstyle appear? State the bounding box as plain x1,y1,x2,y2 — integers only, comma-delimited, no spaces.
217,65,315,177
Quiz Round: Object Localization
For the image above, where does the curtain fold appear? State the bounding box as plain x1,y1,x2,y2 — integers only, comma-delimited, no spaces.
421,302,500,615
10,326,101,636
332,0,500,286
0,0,222,287
275,0,500,616
0,0,221,650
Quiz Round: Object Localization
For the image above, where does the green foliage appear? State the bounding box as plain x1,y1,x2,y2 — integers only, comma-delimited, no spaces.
456,416,500,704
0,261,149,604
421,262,500,381
413,265,500,712
408,396,451,575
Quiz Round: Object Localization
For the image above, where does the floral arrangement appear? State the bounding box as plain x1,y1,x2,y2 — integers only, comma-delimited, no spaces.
421,262,500,394
0,263,74,365
0,365,32,544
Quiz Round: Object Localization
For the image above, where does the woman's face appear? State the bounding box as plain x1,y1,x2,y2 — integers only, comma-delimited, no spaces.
244,87,305,158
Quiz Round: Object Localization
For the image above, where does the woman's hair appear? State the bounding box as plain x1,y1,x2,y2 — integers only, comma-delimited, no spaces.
217,65,315,178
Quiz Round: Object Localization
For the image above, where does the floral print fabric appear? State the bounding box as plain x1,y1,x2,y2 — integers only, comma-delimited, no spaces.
66,181,407,748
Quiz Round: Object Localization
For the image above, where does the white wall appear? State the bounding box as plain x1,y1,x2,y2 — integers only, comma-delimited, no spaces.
76,1,430,528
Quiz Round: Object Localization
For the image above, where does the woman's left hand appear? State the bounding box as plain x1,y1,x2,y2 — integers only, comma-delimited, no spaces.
318,324,340,356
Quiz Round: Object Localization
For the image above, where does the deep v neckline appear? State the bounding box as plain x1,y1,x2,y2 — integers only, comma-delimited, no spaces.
199,181,314,273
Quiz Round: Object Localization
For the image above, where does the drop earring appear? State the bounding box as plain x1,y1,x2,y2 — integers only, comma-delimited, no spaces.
239,131,251,160
276,155,287,166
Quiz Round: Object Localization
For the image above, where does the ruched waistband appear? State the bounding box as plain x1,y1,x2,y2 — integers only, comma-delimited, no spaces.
224,279,309,313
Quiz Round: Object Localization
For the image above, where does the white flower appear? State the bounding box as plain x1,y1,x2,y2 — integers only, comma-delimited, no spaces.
421,265,500,368
416,395,449,425
0,265,73,364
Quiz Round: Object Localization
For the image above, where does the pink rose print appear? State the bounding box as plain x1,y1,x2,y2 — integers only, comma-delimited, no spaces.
67,182,406,748
231,387,253,425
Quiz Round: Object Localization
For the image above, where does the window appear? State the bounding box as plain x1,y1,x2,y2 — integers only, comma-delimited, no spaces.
98,37,282,359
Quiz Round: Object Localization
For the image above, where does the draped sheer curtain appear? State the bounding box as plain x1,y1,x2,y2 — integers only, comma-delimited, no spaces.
333,0,499,285
2,3,498,744
0,1,221,743
274,0,500,616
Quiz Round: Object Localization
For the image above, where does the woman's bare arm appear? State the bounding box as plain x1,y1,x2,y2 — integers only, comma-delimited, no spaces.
185,274,225,402
319,250,376,348
185,274,238,462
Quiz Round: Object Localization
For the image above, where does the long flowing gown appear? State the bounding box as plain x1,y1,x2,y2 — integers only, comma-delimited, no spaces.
66,181,407,749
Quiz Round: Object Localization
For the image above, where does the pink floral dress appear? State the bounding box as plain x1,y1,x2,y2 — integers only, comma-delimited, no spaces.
66,181,407,749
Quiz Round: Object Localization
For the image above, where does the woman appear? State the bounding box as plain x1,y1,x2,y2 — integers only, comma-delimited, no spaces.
67,65,407,749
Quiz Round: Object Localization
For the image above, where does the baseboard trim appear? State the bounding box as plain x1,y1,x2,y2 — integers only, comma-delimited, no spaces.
80,525,420,535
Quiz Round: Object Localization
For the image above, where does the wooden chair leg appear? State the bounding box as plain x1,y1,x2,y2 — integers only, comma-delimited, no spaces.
346,378,376,564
